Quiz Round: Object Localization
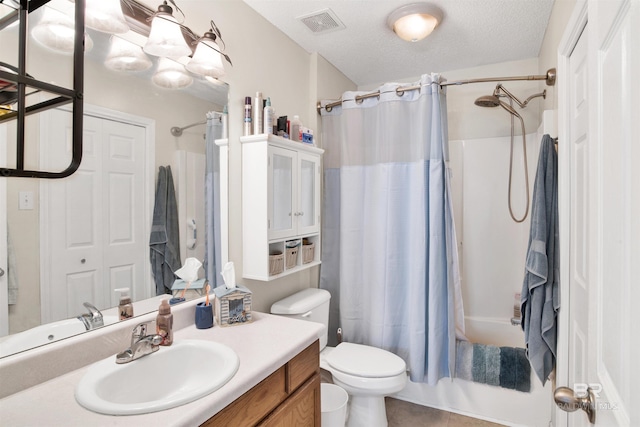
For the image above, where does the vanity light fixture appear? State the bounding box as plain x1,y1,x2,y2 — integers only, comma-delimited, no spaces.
185,31,225,79
82,0,129,34
387,3,442,42
152,57,193,89
31,6,93,53
143,1,191,58
105,36,153,72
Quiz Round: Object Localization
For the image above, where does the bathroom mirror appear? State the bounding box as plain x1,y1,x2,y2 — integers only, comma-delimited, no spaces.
0,2,228,357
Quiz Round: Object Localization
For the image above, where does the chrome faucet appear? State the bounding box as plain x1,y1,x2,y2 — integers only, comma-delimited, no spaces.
77,302,104,330
116,322,163,364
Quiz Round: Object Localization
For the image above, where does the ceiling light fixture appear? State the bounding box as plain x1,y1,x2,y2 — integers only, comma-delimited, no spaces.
152,57,192,89
143,1,191,58
83,0,129,34
31,6,93,53
387,3,442,42
105,36,152,72
185,31,225,79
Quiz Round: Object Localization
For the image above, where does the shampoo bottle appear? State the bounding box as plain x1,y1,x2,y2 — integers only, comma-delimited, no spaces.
115,288,133,320
291,115,302,142
263,97,274,134
156,299,173,346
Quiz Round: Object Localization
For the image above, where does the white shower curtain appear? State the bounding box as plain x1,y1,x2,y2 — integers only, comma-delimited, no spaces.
319,74,465,385
204,111,223,288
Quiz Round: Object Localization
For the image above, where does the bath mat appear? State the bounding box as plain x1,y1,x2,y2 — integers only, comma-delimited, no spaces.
455,340,531,392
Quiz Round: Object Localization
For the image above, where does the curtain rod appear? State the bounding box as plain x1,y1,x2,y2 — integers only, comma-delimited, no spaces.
317,68,556,114
170,120,207,137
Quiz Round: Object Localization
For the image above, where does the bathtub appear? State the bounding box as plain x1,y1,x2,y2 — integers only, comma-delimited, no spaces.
392,316,553,426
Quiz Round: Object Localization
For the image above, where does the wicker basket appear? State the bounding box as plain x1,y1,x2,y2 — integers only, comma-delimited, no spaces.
302,242,315,264
285,247,299,269
269,252,284,276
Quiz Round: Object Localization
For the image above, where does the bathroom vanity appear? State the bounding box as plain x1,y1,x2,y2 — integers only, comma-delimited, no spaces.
0,299,323,426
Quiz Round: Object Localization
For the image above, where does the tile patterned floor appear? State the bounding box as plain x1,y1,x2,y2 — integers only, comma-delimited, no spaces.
385,397,506,427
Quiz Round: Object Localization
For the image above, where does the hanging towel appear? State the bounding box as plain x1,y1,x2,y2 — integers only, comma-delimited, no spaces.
520,134,560,385
150,166,182,295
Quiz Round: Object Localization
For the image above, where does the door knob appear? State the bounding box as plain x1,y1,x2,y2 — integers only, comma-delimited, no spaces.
554,386,596,424
0,267,4,277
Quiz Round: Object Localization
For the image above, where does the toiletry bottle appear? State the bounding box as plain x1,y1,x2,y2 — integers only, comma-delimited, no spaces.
291,115,302,142
222,105,228,139
243,96,252,136
253,91,263,135
263,97,274,134
115,288,133,321
156,299,173,346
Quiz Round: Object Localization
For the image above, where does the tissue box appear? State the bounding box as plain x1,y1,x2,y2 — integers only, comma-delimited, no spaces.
213,285,253,327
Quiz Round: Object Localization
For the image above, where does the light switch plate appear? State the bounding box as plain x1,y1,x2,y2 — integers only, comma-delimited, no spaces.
19,191,34,210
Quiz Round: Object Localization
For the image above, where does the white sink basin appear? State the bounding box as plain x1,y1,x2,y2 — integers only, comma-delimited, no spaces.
0,316,119,357
75,340,240,415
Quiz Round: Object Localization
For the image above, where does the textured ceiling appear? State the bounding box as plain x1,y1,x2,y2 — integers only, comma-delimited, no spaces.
242,0,555,86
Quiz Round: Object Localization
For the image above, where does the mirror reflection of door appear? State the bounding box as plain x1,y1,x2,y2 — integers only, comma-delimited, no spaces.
0,123,7,336
39,106,153,323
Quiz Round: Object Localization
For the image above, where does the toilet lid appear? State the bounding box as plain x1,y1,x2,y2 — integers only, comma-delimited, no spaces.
325,342,406,378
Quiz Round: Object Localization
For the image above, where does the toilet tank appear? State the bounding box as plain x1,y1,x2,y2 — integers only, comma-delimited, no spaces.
270,288,331,350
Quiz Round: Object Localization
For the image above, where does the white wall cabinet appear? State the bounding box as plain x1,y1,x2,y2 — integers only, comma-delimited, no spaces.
242,134,323,281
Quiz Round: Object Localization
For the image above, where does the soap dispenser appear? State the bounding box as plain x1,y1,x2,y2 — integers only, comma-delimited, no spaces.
156,299,173,346
115,288,133,320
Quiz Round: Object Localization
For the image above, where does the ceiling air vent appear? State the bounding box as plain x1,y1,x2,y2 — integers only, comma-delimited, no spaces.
297,8,345,34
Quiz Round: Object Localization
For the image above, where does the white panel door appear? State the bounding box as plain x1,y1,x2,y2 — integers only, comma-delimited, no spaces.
101,119,146,308
587,0,638,424
566,25,592,427
559,1,639,425
41,109,147,322
45,113,103,322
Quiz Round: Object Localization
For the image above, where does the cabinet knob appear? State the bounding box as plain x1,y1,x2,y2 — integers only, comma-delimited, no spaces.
298,212,304,216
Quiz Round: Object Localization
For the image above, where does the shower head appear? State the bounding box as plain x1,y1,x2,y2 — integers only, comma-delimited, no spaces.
474,95,501,108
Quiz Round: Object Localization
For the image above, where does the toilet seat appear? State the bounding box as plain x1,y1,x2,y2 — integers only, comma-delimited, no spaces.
325,342,406,378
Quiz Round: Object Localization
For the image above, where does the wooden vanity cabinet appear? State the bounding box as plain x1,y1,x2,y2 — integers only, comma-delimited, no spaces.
202,340,321,427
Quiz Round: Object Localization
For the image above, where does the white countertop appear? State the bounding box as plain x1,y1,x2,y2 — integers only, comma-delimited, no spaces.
0,310,323,426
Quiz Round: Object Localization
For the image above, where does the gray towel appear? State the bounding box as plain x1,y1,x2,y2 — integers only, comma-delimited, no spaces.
150,166,182,295
520,135,560,386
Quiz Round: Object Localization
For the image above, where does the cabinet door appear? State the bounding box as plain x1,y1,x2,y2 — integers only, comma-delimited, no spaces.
296,152,321,236
269,146,296,240
259,374,321,427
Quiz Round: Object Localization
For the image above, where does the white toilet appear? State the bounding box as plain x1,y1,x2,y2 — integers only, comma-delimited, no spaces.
271,288,407,427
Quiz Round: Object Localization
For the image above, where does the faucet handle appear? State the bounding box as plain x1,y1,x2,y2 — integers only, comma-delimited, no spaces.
82,302,104,327
131,322,149,346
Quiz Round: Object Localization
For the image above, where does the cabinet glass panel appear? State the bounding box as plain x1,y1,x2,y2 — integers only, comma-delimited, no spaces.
272,153,293,232
299,159,315,228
